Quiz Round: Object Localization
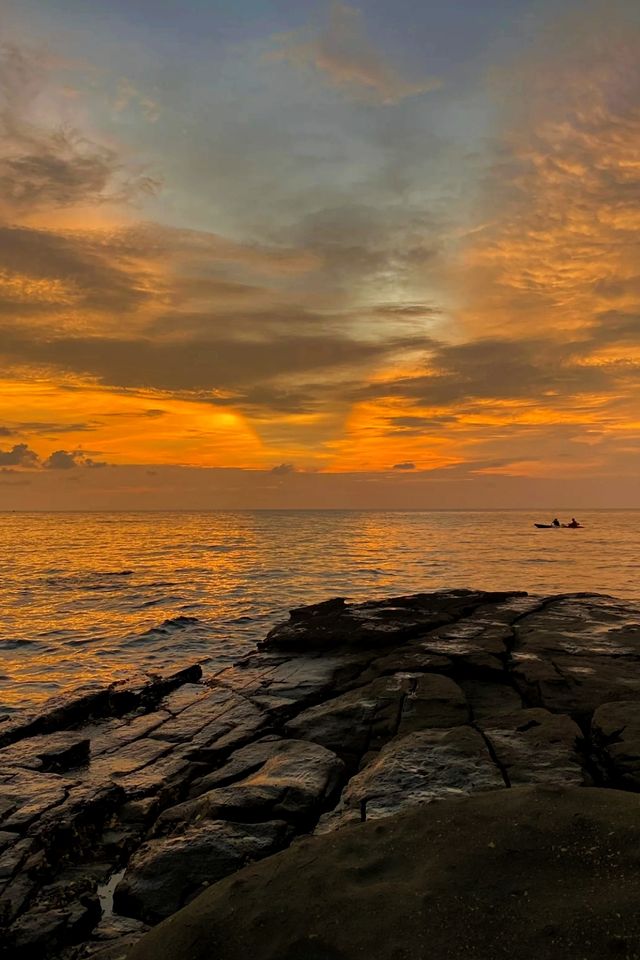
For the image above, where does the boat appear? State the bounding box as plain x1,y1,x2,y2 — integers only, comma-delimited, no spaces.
534,522,583,529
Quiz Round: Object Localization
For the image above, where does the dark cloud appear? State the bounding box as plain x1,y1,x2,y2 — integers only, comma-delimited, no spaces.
43,449,108,469
369,336,617,408
0,442,39,466
0,324,424,396
271,463,296,474
6,421,96,435
392,461,415,470
588,312,640,347
0,226,147,313
0,426,13,436
43,450,78,470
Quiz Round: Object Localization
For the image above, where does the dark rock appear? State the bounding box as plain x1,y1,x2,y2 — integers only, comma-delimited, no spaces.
284,676,410,762
479,709,584,786
397,674,469,735
512,595,640,716
114,820,293,924
156,738,344,832
91,915,150,941
318,725,504,830
7,892,100,960
289,597,347,621
359,648,453,683
286,674,469,764
70,934,144,960
592,701,640,788
460,678,523,720
0,733,90,773
260,590,527,653
211,653,367,717
128,785,640,960
0,769,70,830
0,666,202,749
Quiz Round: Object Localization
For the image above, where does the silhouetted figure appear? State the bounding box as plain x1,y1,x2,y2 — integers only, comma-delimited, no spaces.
567,517,581,528
552,518,560,527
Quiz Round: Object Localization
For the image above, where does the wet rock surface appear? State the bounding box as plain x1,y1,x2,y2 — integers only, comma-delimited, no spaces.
128,785,640,960
0,588,639,959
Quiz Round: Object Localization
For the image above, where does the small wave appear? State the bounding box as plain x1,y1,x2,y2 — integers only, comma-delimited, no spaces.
131,614,201,641
137,596,184,609
2,637,39,648
162,615,200,628
44,570,135,590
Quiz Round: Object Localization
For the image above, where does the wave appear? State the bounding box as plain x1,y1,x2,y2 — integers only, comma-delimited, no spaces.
43,570,135,590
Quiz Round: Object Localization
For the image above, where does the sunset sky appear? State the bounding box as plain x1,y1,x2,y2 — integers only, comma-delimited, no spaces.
1,0,639,508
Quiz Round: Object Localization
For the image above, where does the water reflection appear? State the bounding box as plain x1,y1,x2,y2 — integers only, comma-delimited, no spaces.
0,509,638,711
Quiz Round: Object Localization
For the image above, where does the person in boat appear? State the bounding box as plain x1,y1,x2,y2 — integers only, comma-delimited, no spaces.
552,518,560,527
567,518,581,528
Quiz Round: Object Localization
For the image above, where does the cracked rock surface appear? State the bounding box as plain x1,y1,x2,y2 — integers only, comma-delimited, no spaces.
1,588,639,959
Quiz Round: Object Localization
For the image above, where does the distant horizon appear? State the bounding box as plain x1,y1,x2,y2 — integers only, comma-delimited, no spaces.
3,506,640,514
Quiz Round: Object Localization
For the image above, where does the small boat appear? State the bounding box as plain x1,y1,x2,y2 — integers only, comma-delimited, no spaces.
534,522,583,529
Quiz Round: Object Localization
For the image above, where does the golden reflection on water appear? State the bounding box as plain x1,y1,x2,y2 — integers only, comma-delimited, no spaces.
1,510,639,712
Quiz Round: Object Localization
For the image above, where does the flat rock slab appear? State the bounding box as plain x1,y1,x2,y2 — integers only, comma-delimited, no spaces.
318,725,504,830
114,820,292,924
512,595,640,715
156,738,344,833
128,785,640,960
0,666,203,749
0,732,90,773
286,674,469,764
479,709,584,787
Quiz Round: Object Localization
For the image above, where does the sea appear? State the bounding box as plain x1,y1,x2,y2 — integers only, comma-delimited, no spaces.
1,509,639,715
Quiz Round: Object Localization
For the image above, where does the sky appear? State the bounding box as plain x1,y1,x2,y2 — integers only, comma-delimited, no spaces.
0,0,639,509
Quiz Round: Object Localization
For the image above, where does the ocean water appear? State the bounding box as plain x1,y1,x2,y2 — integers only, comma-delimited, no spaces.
1,509,639,714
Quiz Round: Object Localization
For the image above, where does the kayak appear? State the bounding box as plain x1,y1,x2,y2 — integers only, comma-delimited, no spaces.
534,523,582,528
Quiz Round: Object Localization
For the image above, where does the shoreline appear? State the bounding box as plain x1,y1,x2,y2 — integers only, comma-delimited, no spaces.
2,587,640,959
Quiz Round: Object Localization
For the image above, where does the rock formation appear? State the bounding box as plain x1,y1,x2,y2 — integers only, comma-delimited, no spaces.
0,589,639,959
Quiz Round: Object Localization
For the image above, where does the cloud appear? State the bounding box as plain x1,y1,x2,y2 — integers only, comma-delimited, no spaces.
0,442,39,466
0,323,425,397
113,78,160,123
392,461,415,470
457,10,640,344
271,2,441,104
4,420,96,435
0,426,13,435
271,462,297,474
43,449,107,469
0,42,160,216
43,449,78,469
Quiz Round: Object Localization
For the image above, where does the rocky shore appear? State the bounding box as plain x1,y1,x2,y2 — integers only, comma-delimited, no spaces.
2,588,640,959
